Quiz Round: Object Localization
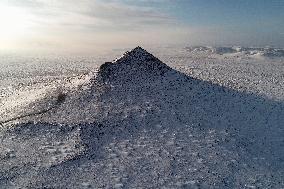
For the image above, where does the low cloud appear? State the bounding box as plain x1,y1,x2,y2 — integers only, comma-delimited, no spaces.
4,0,175,31
1,0,187,52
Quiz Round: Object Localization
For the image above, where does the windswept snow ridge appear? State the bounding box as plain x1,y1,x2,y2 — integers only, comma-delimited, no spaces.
185,46,284,57
0,47,283,188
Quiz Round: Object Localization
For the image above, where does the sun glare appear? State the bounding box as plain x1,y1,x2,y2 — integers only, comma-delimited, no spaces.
0,6,31,41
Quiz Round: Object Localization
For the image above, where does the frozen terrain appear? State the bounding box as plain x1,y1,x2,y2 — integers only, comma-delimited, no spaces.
0,47,283,188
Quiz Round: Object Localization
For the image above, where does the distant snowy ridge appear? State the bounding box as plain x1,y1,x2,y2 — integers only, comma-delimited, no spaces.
185,46,284,57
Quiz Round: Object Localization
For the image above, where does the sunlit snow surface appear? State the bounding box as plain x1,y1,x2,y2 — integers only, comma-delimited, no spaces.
0,47,283,188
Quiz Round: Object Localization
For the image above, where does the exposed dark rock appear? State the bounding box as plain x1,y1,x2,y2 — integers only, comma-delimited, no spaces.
97,46,171,84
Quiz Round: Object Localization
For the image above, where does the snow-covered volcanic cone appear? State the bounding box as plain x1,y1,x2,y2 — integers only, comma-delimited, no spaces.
0,47,283,188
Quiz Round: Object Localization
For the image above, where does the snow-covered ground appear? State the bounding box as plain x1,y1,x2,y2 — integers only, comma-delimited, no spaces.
0,47,283,188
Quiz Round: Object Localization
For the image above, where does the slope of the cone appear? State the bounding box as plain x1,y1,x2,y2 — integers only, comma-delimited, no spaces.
2,46,283,189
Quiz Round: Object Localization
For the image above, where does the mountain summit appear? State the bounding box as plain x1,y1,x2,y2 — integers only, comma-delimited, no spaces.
97,47,171,84
114,46,159,63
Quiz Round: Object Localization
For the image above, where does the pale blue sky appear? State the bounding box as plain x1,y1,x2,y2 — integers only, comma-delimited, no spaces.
0,0,283,53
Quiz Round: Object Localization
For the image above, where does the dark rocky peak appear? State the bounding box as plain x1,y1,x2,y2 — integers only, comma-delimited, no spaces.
114,46,160,64
97,47,172,84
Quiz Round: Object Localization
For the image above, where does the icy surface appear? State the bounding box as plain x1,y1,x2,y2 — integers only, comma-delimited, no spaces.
0,47,283,188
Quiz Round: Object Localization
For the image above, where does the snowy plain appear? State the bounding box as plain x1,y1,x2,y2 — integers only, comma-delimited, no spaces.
0,46,283,188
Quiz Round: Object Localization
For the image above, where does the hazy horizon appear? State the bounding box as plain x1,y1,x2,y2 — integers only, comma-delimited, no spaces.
0,0,283,54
